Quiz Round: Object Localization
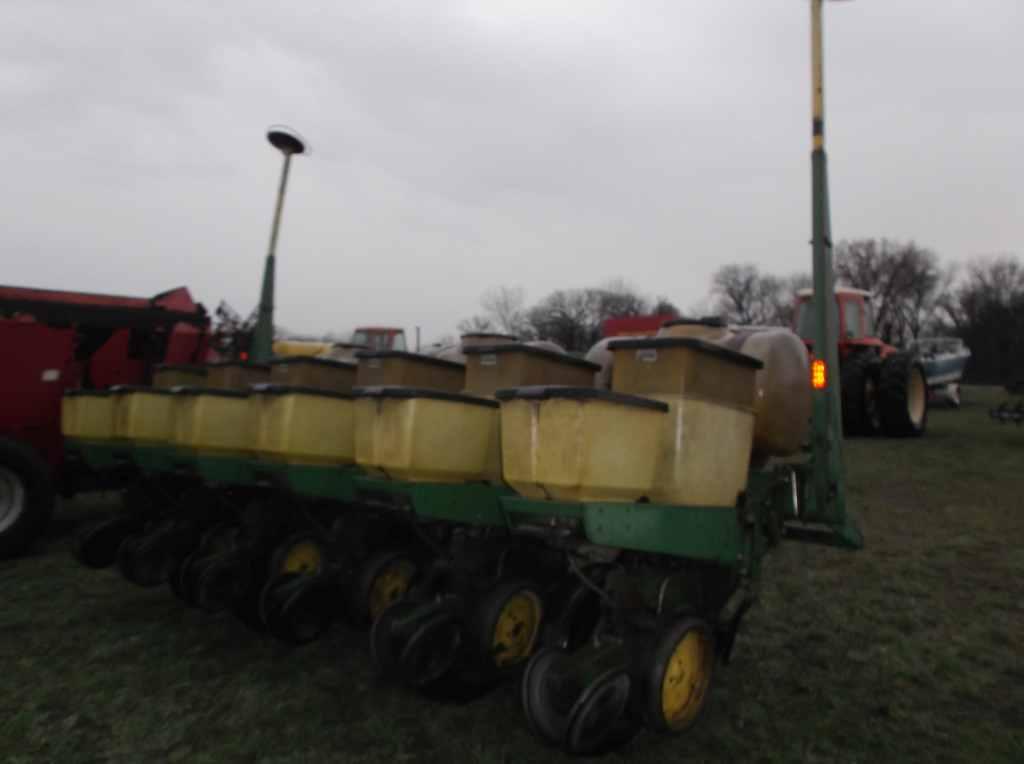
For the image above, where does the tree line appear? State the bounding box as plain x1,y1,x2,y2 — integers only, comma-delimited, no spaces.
455,280,679,353
459,239,1023,385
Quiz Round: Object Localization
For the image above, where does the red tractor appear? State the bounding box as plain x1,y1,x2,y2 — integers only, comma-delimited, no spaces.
350,326,408,351
794,287,928,437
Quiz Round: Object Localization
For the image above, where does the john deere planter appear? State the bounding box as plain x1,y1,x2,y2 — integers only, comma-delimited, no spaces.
62,1,860,753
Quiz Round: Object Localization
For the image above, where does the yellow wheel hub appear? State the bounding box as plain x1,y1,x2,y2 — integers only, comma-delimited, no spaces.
492,591,542,668
280,540,323,575
661,629,713,730
368,560,415,622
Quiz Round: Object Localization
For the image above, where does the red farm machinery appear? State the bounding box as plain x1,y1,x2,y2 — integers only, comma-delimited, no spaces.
0,284,210,558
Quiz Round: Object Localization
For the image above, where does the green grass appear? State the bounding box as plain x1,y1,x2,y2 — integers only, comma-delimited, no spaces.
2,387,1023,762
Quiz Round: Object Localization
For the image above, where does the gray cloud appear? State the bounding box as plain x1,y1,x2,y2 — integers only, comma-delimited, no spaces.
3,0,1021,343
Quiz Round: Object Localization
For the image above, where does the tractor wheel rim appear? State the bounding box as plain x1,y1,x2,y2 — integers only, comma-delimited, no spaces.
0,466,27,534
368,560,415,623
661,629,713,730
492,591,542,668
280,541,323,576
908,368,927,425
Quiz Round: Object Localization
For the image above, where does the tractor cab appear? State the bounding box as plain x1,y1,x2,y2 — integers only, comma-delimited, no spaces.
351,327,407,352
794,287,889,359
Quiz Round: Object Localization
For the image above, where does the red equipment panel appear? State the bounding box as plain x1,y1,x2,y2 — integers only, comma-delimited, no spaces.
0,320,78,469
0,284,210,474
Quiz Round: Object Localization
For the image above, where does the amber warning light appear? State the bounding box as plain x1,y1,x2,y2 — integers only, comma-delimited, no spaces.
811,359,827,390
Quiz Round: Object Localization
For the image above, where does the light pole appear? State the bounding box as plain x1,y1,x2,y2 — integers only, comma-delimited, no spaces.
251,125,308,363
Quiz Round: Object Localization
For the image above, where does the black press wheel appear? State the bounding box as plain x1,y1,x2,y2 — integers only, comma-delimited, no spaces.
169,524,237,604
121,522,186,588
370,600,419,681
132,539,174,589
259,572,299,628
878,351,928,437
116,534,144,585
261,572,336,645
644,618,715,734
198,523,239,558
565,668,634,755
120,480,167,520
196,550,251,614
350,549,419,627
171,549,204,605
545,580,603,653
474,579,544,671
398,611,462,688
521,648,579,746
268,532,326,579
75,514,144,569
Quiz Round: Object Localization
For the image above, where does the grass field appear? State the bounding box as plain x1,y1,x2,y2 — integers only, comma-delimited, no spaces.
2,387,1023,763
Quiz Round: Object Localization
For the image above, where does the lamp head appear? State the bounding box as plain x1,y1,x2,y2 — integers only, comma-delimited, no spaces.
266,125,308,156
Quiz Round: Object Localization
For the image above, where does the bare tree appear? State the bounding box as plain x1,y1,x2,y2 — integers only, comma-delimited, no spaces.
712,265,765,324
941,256,1024,329
834,239,943,345
480,286,532,337
526,289,602,351
458,286,534,338
525,282,681,351
905,264,956,339
651,296,682,318
936,255,1024,384
459,280,678,352
774,272,812,327
711,264,801,326
456,314,498,334
591,279,651,321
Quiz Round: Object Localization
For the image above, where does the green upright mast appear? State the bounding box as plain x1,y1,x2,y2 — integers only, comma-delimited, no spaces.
803,0,860,548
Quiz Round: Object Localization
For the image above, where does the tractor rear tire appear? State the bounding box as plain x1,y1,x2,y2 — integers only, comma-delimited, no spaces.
878,351,928,437
840,353,881,436
0,439,56,559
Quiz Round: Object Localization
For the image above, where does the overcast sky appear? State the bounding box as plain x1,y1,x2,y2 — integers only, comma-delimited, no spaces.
3,1,1021,343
